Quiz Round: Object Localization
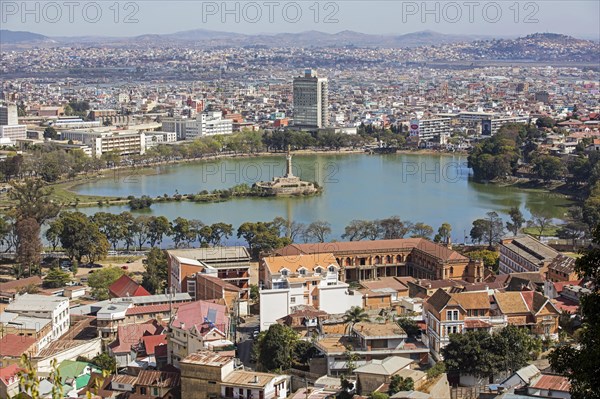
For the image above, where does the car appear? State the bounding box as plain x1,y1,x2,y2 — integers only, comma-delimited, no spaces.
121,265,129,270
252,330,259,339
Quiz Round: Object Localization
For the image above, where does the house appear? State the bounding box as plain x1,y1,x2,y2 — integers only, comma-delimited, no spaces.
424,289,498,361
187,272,246,316
168,300,230,367
109,320,165,368
275,238,483,283
2,294,69,346
0,276,43,303
547,255,578,282
180,351,289,399
498,235,559,275
0,364,21,399
56,360,101,397
33,316,102,375
527,374,571,398
585,138,600,152
132,370,180,399
314,322,429,375
500,364,541,390
276,305,329,337
167,246,252,301
0,334,37,367
354,356,419,395
259,253,363,331
108,274,150,298
493,291,560,338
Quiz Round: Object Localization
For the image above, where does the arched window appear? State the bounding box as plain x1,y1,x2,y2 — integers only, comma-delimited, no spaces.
386,255,392,264
374,256,381,265
396,255,402,263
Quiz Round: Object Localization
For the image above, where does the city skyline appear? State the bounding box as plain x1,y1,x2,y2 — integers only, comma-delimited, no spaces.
0,1,599,40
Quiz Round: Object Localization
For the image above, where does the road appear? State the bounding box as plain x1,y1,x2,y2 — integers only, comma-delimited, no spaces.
236,315,259,368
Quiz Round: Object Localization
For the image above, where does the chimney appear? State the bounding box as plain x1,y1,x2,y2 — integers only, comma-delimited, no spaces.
252,375,259,383
180,322,185,330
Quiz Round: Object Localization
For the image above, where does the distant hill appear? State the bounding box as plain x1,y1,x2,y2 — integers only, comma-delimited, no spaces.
0,29,52,43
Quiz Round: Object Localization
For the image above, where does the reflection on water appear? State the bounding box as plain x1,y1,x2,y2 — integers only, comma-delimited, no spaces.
74,153,572,243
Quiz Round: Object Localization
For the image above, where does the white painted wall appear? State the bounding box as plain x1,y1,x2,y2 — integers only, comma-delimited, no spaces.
259,289,290,331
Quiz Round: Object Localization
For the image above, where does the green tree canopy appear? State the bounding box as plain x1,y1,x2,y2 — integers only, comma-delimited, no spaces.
141,248,168,294
87,267,127,300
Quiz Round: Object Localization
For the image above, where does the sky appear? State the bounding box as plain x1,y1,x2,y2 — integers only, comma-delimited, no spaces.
1,0,599,39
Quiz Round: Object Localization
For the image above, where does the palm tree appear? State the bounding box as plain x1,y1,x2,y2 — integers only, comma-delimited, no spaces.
343,306,370,335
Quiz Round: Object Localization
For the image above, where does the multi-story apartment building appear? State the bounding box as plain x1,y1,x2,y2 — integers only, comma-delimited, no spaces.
493,291,560,339
258,253,362,330
546,254,578,282
145,131,177,148
167,247,252,300
160,116,195,140
180,351,290,399
424,289,498,361
315,321,430,375
417,117,452,141
0,104,18,125
275,238,483,284
60,129,146,157
168,301,229,368
498,235,559,275
293,69,329,129
481,116,529,136
3,294,69,341
194,111,233,137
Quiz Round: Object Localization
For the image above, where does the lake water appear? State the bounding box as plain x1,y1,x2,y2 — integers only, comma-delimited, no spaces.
72,153,572,245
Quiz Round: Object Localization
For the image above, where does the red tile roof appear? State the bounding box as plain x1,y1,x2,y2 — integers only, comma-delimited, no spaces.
0,364,22,386
0,334,37,357
171,300,228,337
109,320,164,354
125,303,171,316
108,275,150,298
464,319,492,329
142,334,167,355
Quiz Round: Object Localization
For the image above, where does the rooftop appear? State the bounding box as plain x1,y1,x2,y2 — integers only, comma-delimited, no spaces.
180,351,234,367
353,321,407,339
5,293,67,312
354,356,413,375
222,369,284,388
0,334,37,357
167,246,250,262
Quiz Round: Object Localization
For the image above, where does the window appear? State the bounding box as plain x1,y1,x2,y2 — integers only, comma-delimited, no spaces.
328,266,336,272
312,295,318,301
312,281,318,286
290,297,296,304
281,269,288,276
446,310,459,321
299,268,306,275
140,387,147,395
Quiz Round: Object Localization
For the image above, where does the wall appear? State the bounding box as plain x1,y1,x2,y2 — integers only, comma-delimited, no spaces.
259,289,290,331
318,284,362,314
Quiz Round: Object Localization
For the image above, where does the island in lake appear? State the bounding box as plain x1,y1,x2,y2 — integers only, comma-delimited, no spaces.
253,148,319,196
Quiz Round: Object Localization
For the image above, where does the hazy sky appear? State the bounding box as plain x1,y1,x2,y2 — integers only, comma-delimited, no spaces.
1,0,599,39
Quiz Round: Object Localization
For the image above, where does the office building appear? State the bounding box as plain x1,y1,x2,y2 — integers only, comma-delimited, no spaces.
293,69,329,129
0,105,18,126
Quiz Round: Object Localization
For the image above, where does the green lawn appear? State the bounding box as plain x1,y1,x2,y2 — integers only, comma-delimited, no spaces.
522,225,560,237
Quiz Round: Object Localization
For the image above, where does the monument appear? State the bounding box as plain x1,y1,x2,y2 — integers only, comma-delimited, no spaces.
253,147,319,196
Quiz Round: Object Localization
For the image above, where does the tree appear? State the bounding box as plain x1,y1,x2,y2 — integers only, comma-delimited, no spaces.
256,324,299,371
370,392,389,399
172,217,193,248
467,129,521,181
88,267,127,300
343,306,370,334
237,221,291,258
389,375,414,395
45,219,63,251
470,219,487,244
536,116,555,129
471,212,504,247
467,249,499,272
377,216,412,239
43,126,58,140
410,222,433,239
549,224,600,399
57,212,108,263
43,268,71,288
9,178,60,224
304,221,331,243
15,218,42,277
342,220,379,241
90,353,116,373
434,222,452,244
147,216,171,247
209,222,233,246
533,154,566,182
93,212,127,252
506,207,525,236
141,248,168,294
527,212,553,238
397,316,420,338
132,215,151,250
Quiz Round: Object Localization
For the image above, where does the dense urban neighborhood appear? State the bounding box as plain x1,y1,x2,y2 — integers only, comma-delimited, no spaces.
0,21,599,399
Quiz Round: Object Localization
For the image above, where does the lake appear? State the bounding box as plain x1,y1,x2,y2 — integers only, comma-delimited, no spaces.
72,153,572,245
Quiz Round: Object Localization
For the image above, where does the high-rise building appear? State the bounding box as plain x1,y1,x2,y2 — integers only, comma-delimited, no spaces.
0,104,19,126
293,69,329,129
